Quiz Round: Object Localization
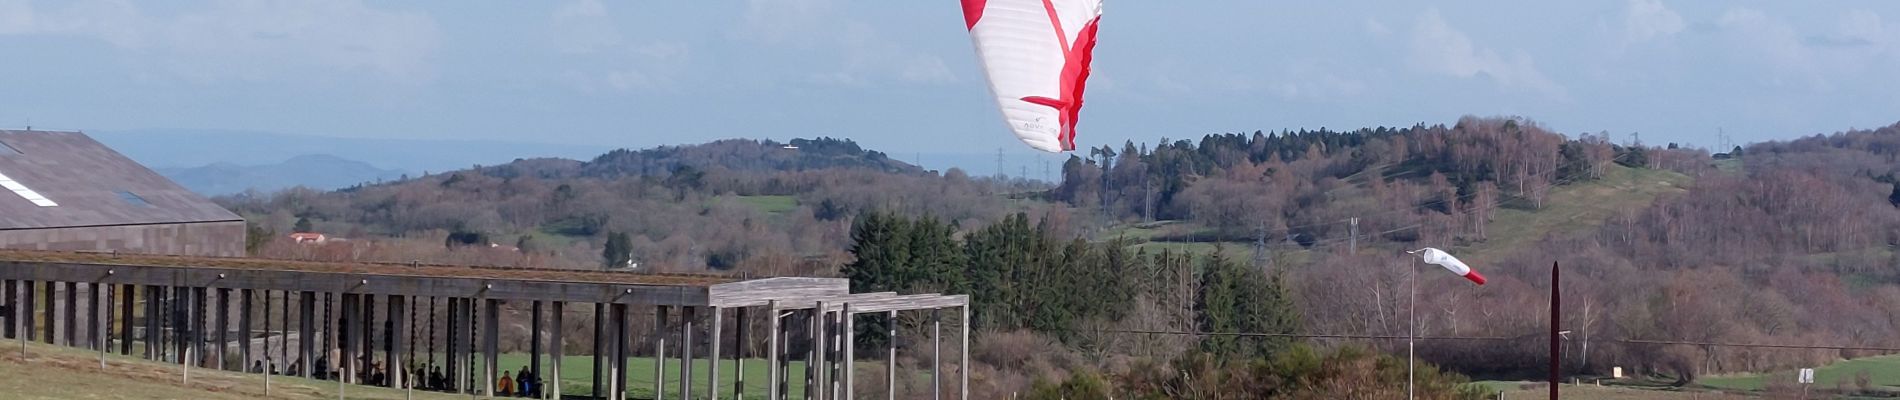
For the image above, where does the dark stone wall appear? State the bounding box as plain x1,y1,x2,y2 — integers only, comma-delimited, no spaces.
0,221,246,257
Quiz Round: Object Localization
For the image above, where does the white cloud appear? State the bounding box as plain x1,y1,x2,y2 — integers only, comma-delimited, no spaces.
739,0,834,45
597,41,691,92
0,0,439,83
1408,9,1565,98
551,0,619,54
1624,0,1683,42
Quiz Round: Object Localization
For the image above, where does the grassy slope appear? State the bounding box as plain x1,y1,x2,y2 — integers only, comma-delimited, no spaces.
732,195,799,215
1460,164,1691,258
490,353,807,399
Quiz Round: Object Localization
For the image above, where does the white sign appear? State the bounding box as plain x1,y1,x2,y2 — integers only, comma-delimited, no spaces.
1799,368,1816,384
1612,367,1623,379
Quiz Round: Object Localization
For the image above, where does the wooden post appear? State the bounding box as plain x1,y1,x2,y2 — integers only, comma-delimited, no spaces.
710,306,722,400
122,285,137,356
931,308,941,400
843,304,855,400
216,288,229,370
888,310,898,400
960,305,970,400
239,289,251,370
485,298,500,397
299,291,315,378
614,303,630,400
23,282,36,344
654,305,668,400
193,287,207,366
64,281,77,347
682,306,695,400
389,295,406,389
449,298,462,393
809,303,825,400
3,280,14,341
592,303,604,400
531,300,542,395
41,281,53,345
767,301,780,400
736,306,749,400
550,301,564,400
364,294,377,381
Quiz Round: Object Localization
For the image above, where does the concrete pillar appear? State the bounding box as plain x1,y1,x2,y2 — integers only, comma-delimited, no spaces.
389,295,406,389
550,301,564,400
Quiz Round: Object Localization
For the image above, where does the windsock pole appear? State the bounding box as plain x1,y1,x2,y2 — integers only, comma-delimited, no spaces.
1550,261,1561,400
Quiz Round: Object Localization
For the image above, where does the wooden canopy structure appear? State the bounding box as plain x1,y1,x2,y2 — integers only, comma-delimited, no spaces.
0,250,970,400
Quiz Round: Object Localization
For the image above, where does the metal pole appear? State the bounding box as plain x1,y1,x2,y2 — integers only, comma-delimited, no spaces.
1550,261,1561,400
655,305,668,400
1409,262,1416,400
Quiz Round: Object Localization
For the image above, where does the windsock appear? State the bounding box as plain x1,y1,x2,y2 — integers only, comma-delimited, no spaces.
1411,248,1486,285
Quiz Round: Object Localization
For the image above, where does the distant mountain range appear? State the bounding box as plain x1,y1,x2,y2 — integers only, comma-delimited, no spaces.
88,129,611,173
155,154,408,196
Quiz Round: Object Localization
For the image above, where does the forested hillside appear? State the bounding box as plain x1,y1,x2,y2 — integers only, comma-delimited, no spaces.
219,118,1900,398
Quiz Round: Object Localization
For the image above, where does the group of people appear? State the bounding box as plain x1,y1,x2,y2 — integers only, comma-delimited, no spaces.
242,356,551,397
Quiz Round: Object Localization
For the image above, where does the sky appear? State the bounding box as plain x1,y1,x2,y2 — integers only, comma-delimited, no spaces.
1,0,1898,170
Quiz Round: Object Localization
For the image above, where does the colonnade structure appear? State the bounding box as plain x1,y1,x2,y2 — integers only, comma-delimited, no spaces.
0,250,969,400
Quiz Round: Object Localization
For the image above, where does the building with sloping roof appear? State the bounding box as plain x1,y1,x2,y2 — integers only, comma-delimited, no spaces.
0,129,245,256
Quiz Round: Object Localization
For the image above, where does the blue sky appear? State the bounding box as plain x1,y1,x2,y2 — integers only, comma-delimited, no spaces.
2,0,1898,167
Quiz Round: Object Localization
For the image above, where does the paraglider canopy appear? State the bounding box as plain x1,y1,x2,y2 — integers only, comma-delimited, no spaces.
960,0,1105,153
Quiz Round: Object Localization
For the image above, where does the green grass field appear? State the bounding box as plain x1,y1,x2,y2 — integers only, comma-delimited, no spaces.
487,353,805,399
1700,354,1900,392
1463,164,1690,258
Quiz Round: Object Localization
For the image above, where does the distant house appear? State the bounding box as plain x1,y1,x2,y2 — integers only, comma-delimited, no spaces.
290,232,328,244
0,129,246,257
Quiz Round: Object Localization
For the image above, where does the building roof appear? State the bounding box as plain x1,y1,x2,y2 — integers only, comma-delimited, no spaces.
0,129,242,230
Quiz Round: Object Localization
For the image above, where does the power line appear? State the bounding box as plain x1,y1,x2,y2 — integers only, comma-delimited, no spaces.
1068,328,1900,352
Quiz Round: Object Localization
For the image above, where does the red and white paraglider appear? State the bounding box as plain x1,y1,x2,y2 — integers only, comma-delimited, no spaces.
1408,247,1487,285
960,0,1104,152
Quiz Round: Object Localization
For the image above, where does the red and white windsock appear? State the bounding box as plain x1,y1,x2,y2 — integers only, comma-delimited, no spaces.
1410,248,1486,285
